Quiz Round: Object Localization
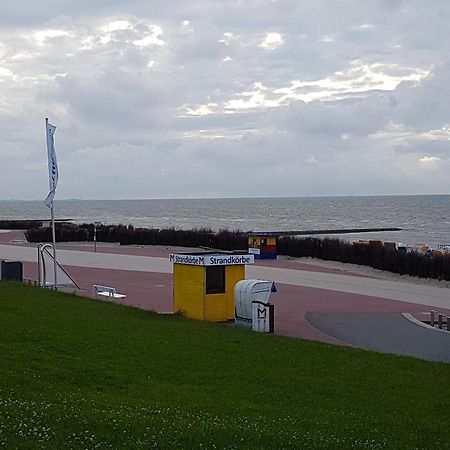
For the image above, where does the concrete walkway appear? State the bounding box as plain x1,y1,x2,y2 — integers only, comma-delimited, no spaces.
0,244,171,273
306,312,450,363
247,265,450,309
2,243,449,310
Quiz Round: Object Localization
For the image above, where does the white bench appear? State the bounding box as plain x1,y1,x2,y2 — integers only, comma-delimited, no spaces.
93,285,127,303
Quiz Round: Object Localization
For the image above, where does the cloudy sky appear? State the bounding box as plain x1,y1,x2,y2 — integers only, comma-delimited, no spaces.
1,0,449,200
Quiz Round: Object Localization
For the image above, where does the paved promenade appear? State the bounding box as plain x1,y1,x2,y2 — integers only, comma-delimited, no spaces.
2,242,449,309
1,231,450,361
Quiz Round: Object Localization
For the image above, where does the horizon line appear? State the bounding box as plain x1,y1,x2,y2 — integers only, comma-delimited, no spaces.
1,193,450,202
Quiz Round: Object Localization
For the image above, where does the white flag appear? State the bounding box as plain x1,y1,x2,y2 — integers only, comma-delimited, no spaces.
44,121,58,208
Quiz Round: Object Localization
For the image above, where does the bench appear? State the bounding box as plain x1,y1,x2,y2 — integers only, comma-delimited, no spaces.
93,285,127,303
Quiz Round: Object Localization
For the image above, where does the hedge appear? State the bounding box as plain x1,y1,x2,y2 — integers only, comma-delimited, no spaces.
24,224,450,281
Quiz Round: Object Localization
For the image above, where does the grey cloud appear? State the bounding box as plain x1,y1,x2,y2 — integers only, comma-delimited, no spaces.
54,72,169,127
394,64,450,129
1,1,450,199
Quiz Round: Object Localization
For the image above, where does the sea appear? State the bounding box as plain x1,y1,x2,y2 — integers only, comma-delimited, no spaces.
0,195,449,248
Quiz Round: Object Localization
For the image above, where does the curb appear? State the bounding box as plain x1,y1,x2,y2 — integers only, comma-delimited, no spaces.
402,313,450,334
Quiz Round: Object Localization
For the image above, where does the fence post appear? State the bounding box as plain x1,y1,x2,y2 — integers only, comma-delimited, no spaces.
430,310,436,327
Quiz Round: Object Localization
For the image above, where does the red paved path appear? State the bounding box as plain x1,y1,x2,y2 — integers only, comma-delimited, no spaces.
4,230,450,345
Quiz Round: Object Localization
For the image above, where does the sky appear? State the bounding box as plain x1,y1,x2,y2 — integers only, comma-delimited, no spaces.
0,0,449,200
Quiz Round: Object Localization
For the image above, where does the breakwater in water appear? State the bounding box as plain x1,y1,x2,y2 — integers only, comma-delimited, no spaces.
247,227,402,236
1,195,449,246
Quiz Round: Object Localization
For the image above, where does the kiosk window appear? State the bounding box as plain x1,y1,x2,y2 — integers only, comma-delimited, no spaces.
206,266,225,294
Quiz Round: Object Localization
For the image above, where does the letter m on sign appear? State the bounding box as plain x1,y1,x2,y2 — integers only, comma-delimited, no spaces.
257,308,267,319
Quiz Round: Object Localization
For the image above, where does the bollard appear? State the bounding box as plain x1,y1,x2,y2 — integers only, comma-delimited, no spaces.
430,310,436,327
447,316,450,331
438,313,443,329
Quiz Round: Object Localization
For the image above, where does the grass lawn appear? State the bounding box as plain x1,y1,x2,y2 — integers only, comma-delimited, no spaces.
0,281,449,449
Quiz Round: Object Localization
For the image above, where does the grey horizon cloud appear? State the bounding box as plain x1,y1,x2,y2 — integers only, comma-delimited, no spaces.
0,0,449,200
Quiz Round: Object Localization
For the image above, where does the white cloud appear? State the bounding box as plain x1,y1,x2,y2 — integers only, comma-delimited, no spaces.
420,156,441,163
219,32,238,45
101,20,133,32
187,61,430,114
0,67,14,78
99,35,112,45
224,82,280,110
421,126,450,141
278,62,430,103
133,26,165,47
32,29,71,46
10,51,33,61
370,123,450,148
355,23,375,31
260,32,283,49
183,103,218,116
321,35,334,43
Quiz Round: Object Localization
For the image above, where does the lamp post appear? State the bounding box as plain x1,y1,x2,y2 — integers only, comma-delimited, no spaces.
94,221,102,252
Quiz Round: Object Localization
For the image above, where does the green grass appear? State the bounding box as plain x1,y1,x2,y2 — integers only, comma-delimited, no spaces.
0,282,449,449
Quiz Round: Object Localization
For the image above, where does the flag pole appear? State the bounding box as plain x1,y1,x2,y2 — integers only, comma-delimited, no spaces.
46,117,58,290
50,198,58,290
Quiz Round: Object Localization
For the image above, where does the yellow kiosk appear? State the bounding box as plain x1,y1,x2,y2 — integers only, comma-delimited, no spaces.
170,252,254,322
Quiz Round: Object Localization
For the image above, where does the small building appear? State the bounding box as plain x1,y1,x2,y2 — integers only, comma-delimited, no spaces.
248,234,278,259
170,252,254,322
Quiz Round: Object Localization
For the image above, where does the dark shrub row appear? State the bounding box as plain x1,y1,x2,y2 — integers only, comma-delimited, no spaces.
25,223,248,251
25,223,89,242
277,237,450,281
0,220,42,230
25,224,450,280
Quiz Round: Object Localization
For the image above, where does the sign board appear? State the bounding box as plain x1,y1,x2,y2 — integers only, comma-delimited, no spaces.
251,302,274,333
169,253,254,266
248,247,260,255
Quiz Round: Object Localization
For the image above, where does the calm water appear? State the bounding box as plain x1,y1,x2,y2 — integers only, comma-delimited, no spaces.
0,196,449,247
